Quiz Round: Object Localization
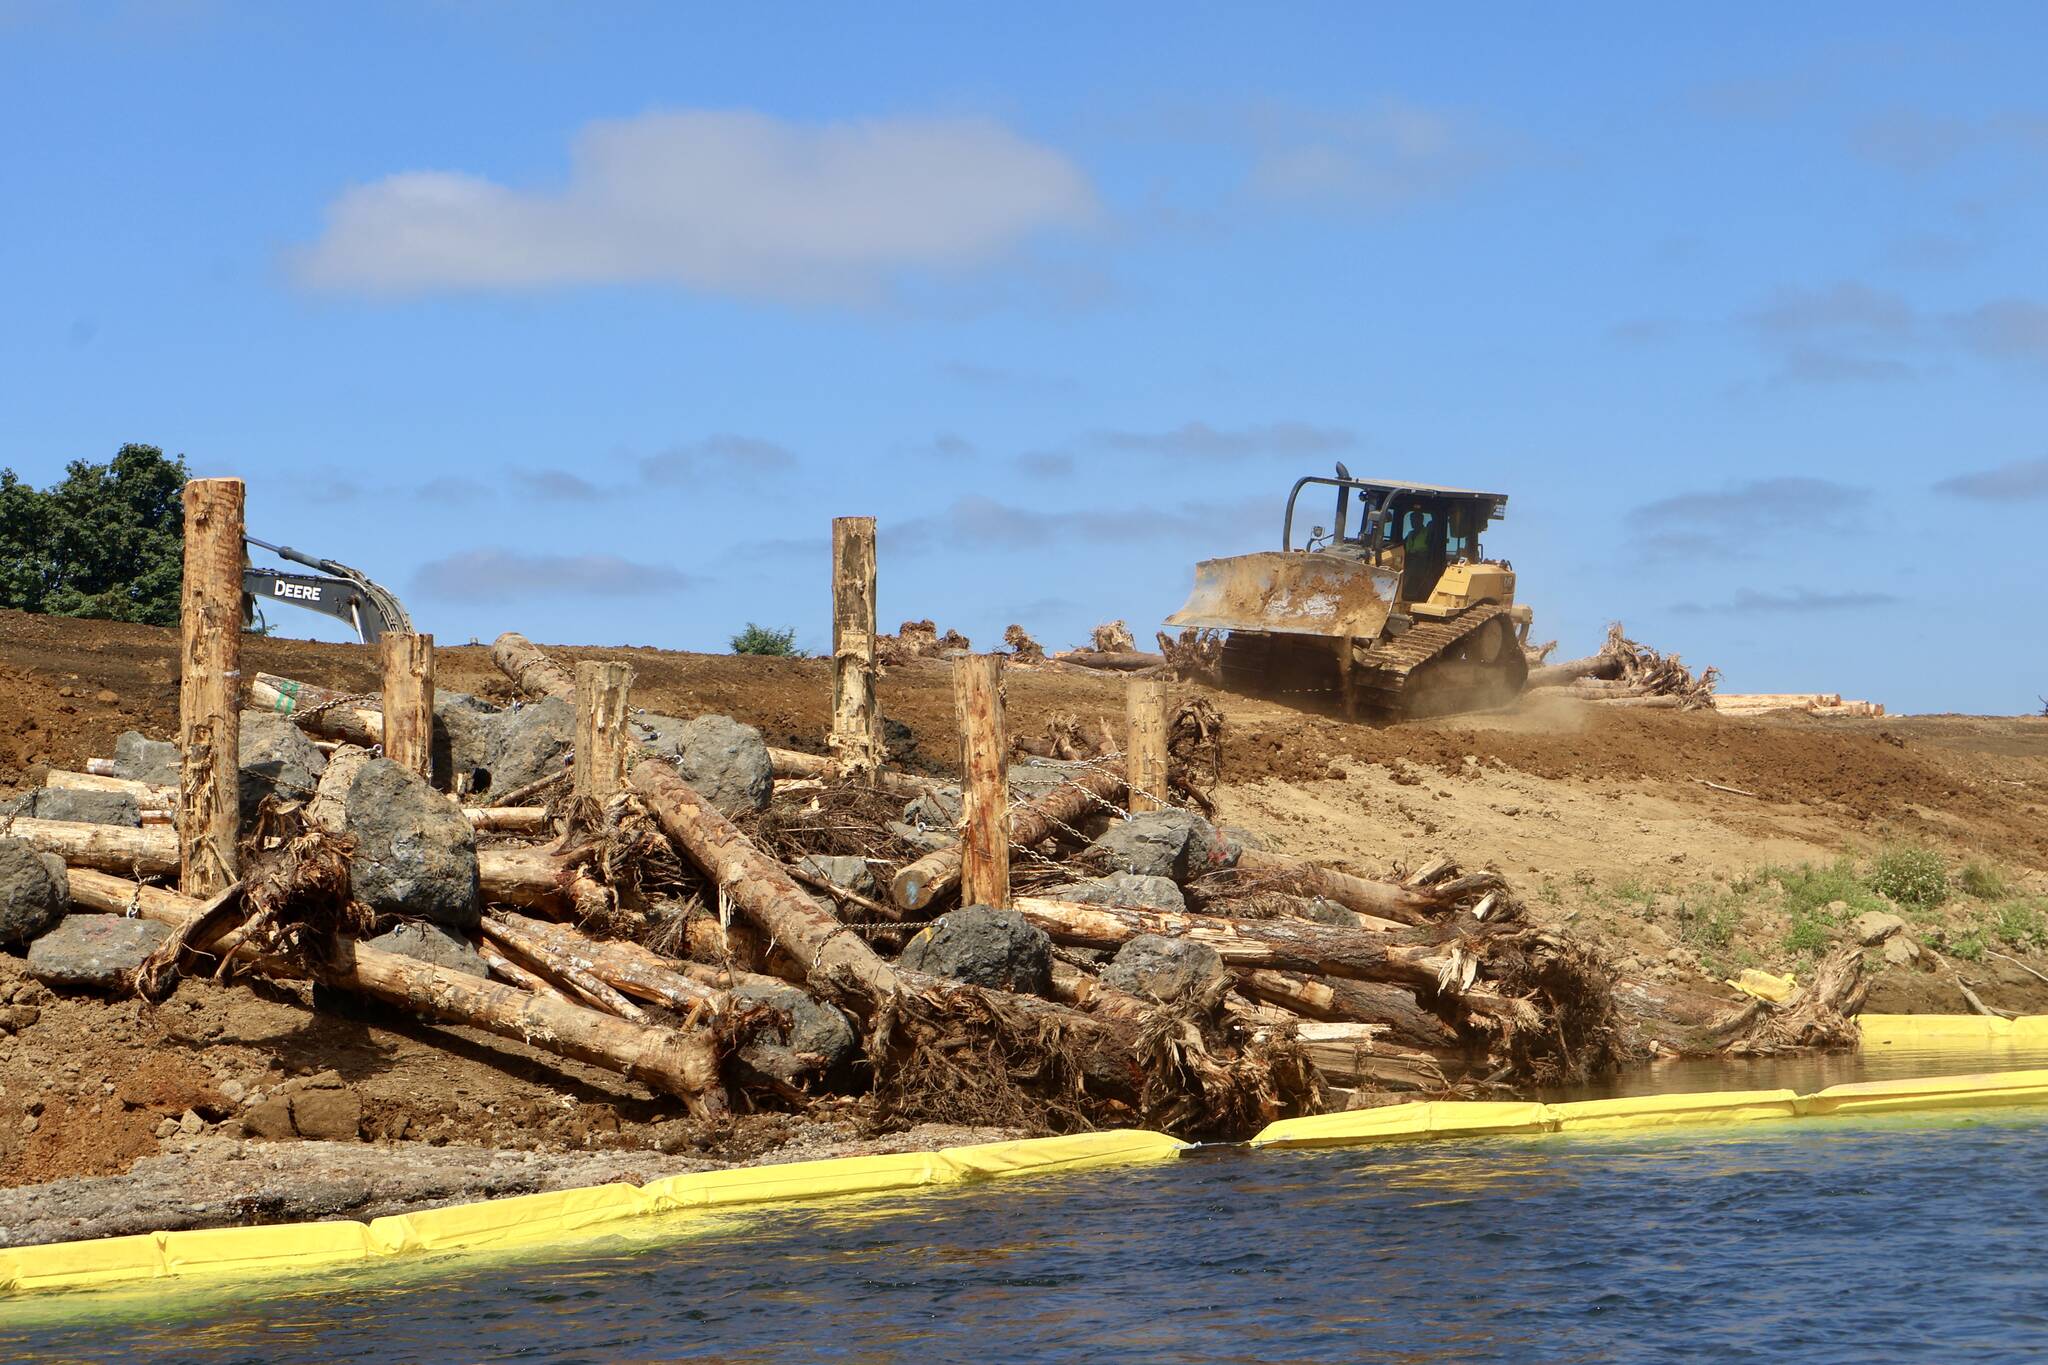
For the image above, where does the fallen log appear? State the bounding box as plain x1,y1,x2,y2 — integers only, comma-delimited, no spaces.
65,868,727,1114
1012,895,1457,992
1234,967,1460,1050
1053,650,1168,673
1233,848,1457,926
476,940,582,1006
889,765,1126,912
9,818,177,875
479,913,648,1022
476,846,608,917
630,758,904,1004
1584,695,1682,709
249,674,383,747
1527,654,1623,689
490,631,578,704
464,806,552,834
1287,1021,1452,1090
489,914,724,1015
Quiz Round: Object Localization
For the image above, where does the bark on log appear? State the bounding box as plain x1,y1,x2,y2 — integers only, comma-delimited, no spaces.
476,846,608,916
464,806,552,834
477,940,581,1005
1232,848,1441,927
1527,654,1623,689
573,660,635,800
1234,967,1460,1050
829,516,882,777
629,758,904,1004
480,913,648,1022
490,914,725,1015
1125,678,1169,814
953,655,1010,910
888,765,1126,912
11,818,177,875
178,477,243,897
490,631,577,703
379,632,435,780
249,674,382,747
1011,895,1460,993
64,868,726,1113
1287,1021,1452,1090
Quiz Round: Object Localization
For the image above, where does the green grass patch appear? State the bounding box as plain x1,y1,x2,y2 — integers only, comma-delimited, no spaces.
1869,846,1949,911
1751,858,1888,920
1990,899,2047,950
1957,860,2008,901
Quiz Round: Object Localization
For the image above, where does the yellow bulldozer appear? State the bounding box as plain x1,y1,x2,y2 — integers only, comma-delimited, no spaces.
1166,465,1532,718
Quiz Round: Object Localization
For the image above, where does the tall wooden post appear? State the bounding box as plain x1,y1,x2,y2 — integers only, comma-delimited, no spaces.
574,660,636,800
953,653,1009,909
1125,678,1170,814
177,478,244,897
379,632,434,779
829,516,882,777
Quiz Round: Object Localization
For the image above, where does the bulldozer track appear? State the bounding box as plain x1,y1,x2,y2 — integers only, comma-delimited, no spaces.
1217,603,1526,719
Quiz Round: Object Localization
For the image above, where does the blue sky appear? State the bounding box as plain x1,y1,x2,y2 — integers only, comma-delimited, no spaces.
4,3,2046,714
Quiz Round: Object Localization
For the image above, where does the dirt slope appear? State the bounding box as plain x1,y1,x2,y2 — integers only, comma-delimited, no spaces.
1,608,2044,1201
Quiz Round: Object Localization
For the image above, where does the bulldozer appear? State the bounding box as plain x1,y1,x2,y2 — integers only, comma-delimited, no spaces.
1166,465,1532,719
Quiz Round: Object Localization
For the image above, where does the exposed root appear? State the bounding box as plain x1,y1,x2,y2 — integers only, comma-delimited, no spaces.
1090,620,1136,653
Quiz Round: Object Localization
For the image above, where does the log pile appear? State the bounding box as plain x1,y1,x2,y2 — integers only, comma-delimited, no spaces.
1529,622,1720,709
7,492,1880,1150
1715,693,1886,718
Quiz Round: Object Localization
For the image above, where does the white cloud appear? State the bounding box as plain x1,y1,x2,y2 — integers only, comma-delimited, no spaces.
1245,101,1492,210
295,110,1097,302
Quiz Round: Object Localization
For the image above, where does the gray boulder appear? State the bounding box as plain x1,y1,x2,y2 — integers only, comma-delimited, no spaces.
898,905,1052,994
364,921,487,978
331,757,479,927
1100,934,1227,1002
112,731,180,786
485,696,574,796
431,691,501,791
885,820,955,854
27,916,171,991
0,840,67,945
27,788,141,827
238,711,327,821
731,980,857,1080
797,854,875,896
1085,810,1238,882
645,714,773,816
900,785,962,830
1046,872,1187,913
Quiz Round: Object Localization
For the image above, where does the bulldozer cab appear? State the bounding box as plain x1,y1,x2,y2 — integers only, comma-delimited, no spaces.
1284,472,1508,606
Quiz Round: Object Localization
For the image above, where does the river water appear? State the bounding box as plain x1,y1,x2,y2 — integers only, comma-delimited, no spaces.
4,1048,2046,1363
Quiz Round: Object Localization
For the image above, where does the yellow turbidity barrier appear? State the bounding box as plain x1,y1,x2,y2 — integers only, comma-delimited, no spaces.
1249,1069,2048,1150
0,1128,1185,1295
9,1048,2048,1298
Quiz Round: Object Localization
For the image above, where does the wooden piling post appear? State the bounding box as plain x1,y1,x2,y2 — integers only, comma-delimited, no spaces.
574,660,636,800
953,654,1009,909
379,632,434,779
177,477,244,897
829,516,882,777
1125,677,1170,814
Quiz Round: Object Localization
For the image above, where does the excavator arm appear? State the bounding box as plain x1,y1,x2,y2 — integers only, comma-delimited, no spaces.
241,537,412,644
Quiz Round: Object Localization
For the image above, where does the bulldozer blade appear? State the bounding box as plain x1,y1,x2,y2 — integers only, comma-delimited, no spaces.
1165,551,1398,640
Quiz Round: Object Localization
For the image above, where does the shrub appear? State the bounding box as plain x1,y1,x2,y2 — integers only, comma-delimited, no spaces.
1869,847,1949,911
1957,860,2007,901
729,623,804,657
1755,860,1884,920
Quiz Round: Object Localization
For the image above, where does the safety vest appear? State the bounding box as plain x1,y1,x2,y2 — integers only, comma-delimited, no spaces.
1405,525,1430,553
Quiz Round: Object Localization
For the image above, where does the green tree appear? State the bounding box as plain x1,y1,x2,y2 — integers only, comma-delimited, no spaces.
729,622,804,656
0,444,190,625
